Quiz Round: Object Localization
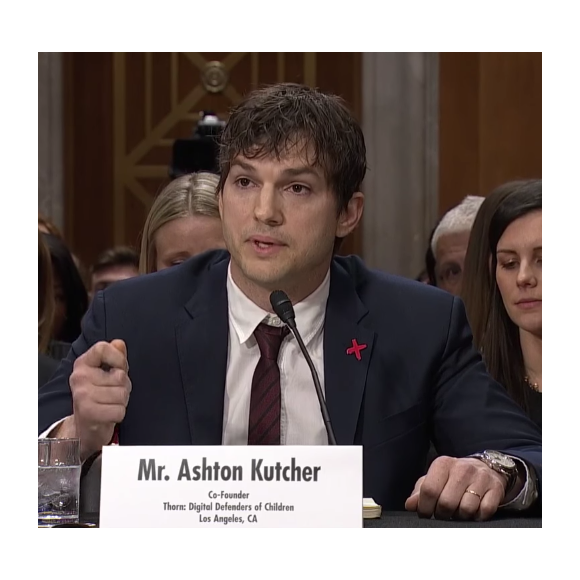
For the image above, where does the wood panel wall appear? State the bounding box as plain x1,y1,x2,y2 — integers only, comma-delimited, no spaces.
438,52,542,214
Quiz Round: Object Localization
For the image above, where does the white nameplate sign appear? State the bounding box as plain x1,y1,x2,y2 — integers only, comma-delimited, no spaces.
100,445,362,528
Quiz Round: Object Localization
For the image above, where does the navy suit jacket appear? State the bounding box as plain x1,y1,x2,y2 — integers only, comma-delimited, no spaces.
38,251,542,509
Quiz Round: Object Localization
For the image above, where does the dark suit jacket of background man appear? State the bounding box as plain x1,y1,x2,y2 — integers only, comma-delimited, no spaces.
38,250,542,509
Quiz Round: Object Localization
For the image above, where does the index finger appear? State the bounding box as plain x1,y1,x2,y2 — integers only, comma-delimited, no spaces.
82,341,129,372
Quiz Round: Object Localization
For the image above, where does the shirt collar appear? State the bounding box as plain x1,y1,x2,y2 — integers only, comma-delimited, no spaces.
226,261,330,346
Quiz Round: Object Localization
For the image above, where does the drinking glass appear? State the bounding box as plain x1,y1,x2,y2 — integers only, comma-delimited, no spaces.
38,438,81,527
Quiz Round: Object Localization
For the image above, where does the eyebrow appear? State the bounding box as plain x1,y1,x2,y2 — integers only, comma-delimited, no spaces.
230,160,322,180
160,251,190,260
497,245,542,254
280,166,322,180
436,260,461,271
230,160,256,172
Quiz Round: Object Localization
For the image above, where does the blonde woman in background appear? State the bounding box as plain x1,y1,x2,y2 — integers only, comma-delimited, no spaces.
140,172,225,274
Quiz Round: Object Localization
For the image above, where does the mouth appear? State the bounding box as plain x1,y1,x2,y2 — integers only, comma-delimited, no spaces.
249,236,285,247
248,236,286,255
515,299,542,309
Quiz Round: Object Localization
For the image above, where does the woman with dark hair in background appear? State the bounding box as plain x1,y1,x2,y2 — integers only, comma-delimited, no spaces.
38,212,63,238
38,232,59,387
462,179,542,428
41,233,89,359
39,233,54,354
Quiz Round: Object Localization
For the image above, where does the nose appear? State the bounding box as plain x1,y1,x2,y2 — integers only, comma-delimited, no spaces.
253,184,283,226
517,260,537,288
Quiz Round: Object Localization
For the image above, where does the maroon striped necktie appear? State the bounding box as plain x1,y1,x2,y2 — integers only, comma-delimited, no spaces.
248,322,289,445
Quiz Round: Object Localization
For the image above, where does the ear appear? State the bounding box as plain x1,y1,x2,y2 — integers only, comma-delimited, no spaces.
336,192,364,239
218,188,224,219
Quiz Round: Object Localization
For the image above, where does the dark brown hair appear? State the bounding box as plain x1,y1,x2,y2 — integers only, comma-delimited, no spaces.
218,83,367,212
92,246,139,275
462,179,542,411
38,232,54,353
42,233,89,343
38,212,62,239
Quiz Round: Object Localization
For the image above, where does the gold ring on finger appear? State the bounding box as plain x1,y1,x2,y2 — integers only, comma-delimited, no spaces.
464,489,482,500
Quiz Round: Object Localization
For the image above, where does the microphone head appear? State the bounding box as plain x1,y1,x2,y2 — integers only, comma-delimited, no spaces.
269,290,295,324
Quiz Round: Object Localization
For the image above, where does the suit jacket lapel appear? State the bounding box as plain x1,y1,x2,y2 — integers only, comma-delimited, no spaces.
324,261,375,445
175,259,229,444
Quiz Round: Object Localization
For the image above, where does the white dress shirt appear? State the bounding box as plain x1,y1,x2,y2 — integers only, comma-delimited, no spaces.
223,264,330,445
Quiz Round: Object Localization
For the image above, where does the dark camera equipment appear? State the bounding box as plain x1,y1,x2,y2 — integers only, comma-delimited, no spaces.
169,111,226,179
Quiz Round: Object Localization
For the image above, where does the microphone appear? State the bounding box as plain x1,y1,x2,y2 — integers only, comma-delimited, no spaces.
270,290,337,445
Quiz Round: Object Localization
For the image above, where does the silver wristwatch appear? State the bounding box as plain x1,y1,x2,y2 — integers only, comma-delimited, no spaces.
469,450,518,494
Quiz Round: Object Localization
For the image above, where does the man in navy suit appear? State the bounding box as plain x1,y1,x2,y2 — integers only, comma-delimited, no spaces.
39,83,541,520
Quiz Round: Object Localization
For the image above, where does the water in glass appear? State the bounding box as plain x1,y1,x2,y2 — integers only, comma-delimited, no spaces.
38,465,81,525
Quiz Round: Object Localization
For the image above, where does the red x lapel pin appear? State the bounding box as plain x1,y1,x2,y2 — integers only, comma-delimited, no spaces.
346,339,367,361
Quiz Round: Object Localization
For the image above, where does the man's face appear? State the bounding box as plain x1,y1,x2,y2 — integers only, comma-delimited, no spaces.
90,265,139,296
434,230,471,295
219,148,363,299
